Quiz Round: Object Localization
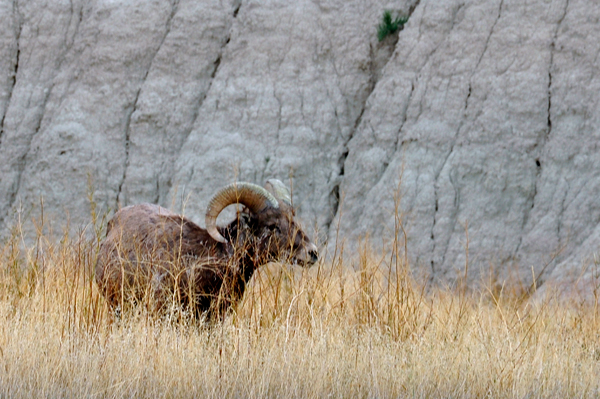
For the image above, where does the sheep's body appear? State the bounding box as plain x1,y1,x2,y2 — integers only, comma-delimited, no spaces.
95,204,236,314
95,181,318,317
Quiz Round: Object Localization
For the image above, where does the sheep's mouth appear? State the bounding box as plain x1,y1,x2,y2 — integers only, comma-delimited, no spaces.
290,244,319,266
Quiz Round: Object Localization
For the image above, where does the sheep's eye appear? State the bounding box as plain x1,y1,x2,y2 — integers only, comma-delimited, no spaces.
268,225,280,233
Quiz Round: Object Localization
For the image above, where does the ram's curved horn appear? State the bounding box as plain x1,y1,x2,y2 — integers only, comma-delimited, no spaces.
205,182,279,243
264,179,292,206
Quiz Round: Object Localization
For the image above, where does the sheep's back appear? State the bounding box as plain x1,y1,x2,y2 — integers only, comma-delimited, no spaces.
95,204,217,307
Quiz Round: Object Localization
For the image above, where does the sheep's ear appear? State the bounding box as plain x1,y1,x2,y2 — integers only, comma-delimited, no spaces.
264,179,292,206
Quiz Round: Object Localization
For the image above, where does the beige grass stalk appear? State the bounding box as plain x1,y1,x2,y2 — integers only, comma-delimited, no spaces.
0,215,598,398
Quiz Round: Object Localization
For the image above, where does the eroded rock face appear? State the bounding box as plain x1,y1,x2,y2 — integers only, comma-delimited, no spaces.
0,0,598,295
335,0,600,296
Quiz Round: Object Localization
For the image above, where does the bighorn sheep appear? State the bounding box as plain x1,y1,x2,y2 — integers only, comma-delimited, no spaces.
95,179,318,317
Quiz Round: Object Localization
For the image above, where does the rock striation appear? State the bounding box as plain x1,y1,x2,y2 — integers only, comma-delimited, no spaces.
0,0,599,296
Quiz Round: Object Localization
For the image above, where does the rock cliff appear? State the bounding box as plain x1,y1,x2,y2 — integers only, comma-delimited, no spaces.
0,0,598,295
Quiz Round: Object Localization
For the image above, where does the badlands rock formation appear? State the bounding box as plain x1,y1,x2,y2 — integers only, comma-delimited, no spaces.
0,0,598,294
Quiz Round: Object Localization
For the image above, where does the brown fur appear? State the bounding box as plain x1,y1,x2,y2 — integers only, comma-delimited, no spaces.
95,202,317,318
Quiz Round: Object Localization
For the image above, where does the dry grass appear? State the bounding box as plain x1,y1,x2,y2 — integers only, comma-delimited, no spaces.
0,220,599,398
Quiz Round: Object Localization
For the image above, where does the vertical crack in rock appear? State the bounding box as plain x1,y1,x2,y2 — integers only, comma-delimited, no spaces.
6,0,88,220
324,0,422,235
0,2,22,150
273,88,283,144
513,0,569,260
323,72,376,234
359,9,461,253
437,165,460,270
392,81,415,155
64,1,85,58
540,0,569,152
116,0,180,207
548,0,569,244
543,0,569,146
386,0,427,158
0,2,23,230
556,180,569,239
153,177,160,204
161,0,242,201
430,147,452,276
430,0,503,276
52,3,85,117
474,0,503,72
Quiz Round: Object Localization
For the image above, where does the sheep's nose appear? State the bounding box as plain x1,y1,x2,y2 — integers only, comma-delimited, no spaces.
306,242,318,264
309,249,319,264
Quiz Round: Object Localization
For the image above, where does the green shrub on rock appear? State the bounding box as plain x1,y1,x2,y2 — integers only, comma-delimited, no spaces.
377,10,408,42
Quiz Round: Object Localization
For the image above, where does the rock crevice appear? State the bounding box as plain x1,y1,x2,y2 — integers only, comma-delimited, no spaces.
325,0,421,235
0,2,22,149
170,0,242,180
116,0,181,206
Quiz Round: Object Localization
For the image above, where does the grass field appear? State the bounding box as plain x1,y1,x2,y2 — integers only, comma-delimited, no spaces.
0,217,598,398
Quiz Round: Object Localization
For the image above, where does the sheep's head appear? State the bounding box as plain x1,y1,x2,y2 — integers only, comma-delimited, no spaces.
205,179,318,266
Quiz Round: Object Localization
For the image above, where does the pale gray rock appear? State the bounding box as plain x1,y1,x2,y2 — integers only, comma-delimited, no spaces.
0,0,177,231
0,0,599,297
334,0,600,293
519,0,600,299
165,0,416,240
119,0,239,208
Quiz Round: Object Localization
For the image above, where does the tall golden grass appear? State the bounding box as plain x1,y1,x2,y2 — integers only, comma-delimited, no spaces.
0,213,599,398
